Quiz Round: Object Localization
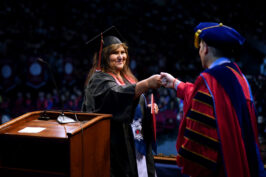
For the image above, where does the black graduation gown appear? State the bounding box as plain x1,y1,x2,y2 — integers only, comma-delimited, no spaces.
82,71,156,177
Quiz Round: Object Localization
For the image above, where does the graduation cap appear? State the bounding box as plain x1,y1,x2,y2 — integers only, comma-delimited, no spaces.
86,26,125,71
194,22,245,49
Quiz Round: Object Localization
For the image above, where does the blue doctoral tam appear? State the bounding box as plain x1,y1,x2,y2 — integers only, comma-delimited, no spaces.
194,22,245,48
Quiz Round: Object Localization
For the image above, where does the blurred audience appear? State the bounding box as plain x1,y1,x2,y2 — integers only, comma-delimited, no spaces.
0,1,265,145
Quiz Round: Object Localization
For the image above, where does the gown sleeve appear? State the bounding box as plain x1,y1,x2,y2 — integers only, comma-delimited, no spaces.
82,72,137,123
176,81,195,109
176,76,221,177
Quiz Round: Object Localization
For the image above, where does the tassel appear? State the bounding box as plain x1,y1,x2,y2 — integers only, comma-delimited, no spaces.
96,33,103,71
194,29,202,48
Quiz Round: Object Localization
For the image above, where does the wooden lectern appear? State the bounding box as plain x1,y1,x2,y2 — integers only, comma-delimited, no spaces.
0,110,112,177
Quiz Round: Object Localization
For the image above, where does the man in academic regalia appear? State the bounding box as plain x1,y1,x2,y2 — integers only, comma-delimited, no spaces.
161,22,265,177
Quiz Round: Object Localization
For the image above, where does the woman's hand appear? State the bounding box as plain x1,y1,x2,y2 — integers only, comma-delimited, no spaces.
135,74,162,99
148,103,159,114
147,74,162,89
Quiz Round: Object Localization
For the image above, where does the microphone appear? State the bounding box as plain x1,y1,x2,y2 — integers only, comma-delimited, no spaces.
37,58,75,124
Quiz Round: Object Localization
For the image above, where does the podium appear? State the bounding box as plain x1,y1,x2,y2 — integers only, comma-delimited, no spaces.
0,110,112,177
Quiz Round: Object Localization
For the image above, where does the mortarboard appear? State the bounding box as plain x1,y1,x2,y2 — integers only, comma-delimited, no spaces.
194,22,245,49
86,26,125,70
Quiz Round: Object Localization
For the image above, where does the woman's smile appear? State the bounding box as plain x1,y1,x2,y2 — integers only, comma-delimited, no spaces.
109,45,127,71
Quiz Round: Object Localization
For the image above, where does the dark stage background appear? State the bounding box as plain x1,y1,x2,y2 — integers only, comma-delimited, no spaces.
0,0,265,173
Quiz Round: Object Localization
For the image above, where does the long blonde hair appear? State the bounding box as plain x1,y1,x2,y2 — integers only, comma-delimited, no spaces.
85,43,137,86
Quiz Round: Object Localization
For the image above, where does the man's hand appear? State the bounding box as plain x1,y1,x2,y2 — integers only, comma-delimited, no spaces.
160,72,175,88
160,72,180,89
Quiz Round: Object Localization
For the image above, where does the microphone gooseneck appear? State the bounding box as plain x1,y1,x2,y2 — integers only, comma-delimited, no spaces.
37,57,75,124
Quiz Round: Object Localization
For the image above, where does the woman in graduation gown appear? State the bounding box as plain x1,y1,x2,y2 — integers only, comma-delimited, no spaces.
82,28,161,177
